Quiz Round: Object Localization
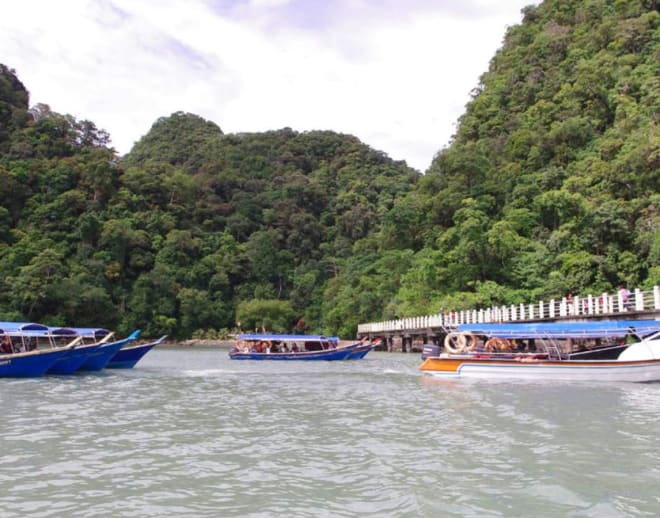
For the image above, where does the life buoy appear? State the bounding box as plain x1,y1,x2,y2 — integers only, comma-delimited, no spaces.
444,332,467,354
463,333,478,352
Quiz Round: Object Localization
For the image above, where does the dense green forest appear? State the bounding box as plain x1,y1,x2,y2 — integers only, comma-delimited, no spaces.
0,0,658,338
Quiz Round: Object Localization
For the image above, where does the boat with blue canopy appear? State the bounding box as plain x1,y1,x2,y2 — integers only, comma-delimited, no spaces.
229,333,361,361
420,319,660,382
346,337,382,359
0,323,76,377
63,328,141,371
107,335,167,368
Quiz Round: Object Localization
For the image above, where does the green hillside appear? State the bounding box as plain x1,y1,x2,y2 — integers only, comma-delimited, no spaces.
328,0,659,326
0,68,418,337
0,0,658,338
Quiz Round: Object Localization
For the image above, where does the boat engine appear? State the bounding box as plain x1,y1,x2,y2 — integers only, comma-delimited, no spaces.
421,343,441,359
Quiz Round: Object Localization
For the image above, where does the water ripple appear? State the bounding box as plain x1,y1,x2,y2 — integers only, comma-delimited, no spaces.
2,349,660,516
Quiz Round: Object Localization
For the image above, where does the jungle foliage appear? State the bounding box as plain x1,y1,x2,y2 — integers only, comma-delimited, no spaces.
0,0,658,338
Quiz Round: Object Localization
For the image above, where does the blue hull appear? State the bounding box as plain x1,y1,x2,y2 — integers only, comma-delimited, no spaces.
47,343,104,375
229,343,360,361
107,336,166,369
347,345,373,359
78,337,134,371
346,339,381,360
0,348,72,378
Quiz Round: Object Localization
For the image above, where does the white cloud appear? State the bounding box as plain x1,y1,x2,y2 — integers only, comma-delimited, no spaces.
0,0,538,172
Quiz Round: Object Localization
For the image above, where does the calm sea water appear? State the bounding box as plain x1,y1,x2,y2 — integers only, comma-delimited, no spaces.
2,348,660,517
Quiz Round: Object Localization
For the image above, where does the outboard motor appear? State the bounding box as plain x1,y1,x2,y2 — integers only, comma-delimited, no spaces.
421,343,441,359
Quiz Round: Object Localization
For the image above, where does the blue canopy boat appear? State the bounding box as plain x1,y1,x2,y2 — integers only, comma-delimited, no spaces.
107,335,167,369
0,323,76,377
230,334,361,361
73,329,141,371
346,337,382,359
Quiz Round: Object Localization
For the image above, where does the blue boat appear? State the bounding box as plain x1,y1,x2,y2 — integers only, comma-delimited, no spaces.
230,334,361,361
0,346,76,377
1,323,77,377
107,335,167,369
41,327,107,374
77,330,141,371
346,337,382,359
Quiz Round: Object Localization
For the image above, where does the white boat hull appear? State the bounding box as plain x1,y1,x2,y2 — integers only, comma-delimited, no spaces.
420,358,660,383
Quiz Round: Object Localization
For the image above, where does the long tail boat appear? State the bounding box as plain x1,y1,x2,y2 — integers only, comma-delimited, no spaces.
229,334,361,361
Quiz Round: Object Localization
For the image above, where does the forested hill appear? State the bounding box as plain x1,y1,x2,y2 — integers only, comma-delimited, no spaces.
337,0,658,326
0,0,658,339
0,65,419,337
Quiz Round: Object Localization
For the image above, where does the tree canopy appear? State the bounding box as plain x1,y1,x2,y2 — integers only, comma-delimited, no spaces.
0,0,658,338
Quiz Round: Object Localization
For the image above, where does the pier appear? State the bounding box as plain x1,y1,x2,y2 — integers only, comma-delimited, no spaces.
357,286,660,352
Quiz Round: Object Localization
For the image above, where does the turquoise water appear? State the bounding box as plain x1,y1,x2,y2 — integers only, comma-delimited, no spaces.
2,348,660,517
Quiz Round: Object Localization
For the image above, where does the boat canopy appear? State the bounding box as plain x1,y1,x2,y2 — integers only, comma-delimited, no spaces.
237,333,338,342
48,327,111,338
457,320,660,339
0,321,49,332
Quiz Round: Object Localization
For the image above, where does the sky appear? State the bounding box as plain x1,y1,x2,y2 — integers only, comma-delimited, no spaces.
1,0,540,172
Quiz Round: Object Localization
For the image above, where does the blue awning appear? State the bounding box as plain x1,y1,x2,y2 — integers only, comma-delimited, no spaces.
237,333,338,342
457,320,660,339
0,321,49,332
49,327,112,338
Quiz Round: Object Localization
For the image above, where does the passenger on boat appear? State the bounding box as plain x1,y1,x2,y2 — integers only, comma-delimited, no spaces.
1,336,12,354
291,343,299,352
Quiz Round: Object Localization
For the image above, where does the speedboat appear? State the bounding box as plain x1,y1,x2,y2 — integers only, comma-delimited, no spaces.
419,320,660,382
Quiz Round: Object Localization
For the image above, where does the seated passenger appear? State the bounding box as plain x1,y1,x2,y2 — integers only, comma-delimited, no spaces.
1,336,12,354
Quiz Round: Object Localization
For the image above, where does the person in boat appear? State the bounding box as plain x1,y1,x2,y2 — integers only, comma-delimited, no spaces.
280,343,289,353
1,335,12,354
291,342,299,353
270,342,279,353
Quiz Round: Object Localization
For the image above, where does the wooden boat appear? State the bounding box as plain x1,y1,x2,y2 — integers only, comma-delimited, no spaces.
107,335,167,368
229,334,361,361
419,320,660,382
347,337,382,359
44,327,114,374
74,329,141,371
0,323,76,377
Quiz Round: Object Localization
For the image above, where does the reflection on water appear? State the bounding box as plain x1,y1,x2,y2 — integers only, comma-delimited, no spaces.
2,349,660,517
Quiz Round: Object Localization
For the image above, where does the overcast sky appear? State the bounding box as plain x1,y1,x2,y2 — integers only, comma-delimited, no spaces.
1,0,539,172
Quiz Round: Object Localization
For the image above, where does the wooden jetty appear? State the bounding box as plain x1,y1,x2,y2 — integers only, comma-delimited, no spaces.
357,286,660,353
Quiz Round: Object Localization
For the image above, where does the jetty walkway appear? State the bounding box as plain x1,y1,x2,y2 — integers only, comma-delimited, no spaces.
357,286,660,352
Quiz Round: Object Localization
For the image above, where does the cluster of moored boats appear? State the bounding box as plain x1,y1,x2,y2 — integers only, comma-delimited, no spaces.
419,319,660,382
5,317,660,383
0,321,166,378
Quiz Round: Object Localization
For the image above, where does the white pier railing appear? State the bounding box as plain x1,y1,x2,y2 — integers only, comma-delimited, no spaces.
357,286,660,334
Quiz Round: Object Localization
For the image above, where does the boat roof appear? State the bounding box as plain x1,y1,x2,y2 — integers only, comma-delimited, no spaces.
237,333,338,342
0,321,111,338
0,321,49,332
48,327,111,337
457,320,660,339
